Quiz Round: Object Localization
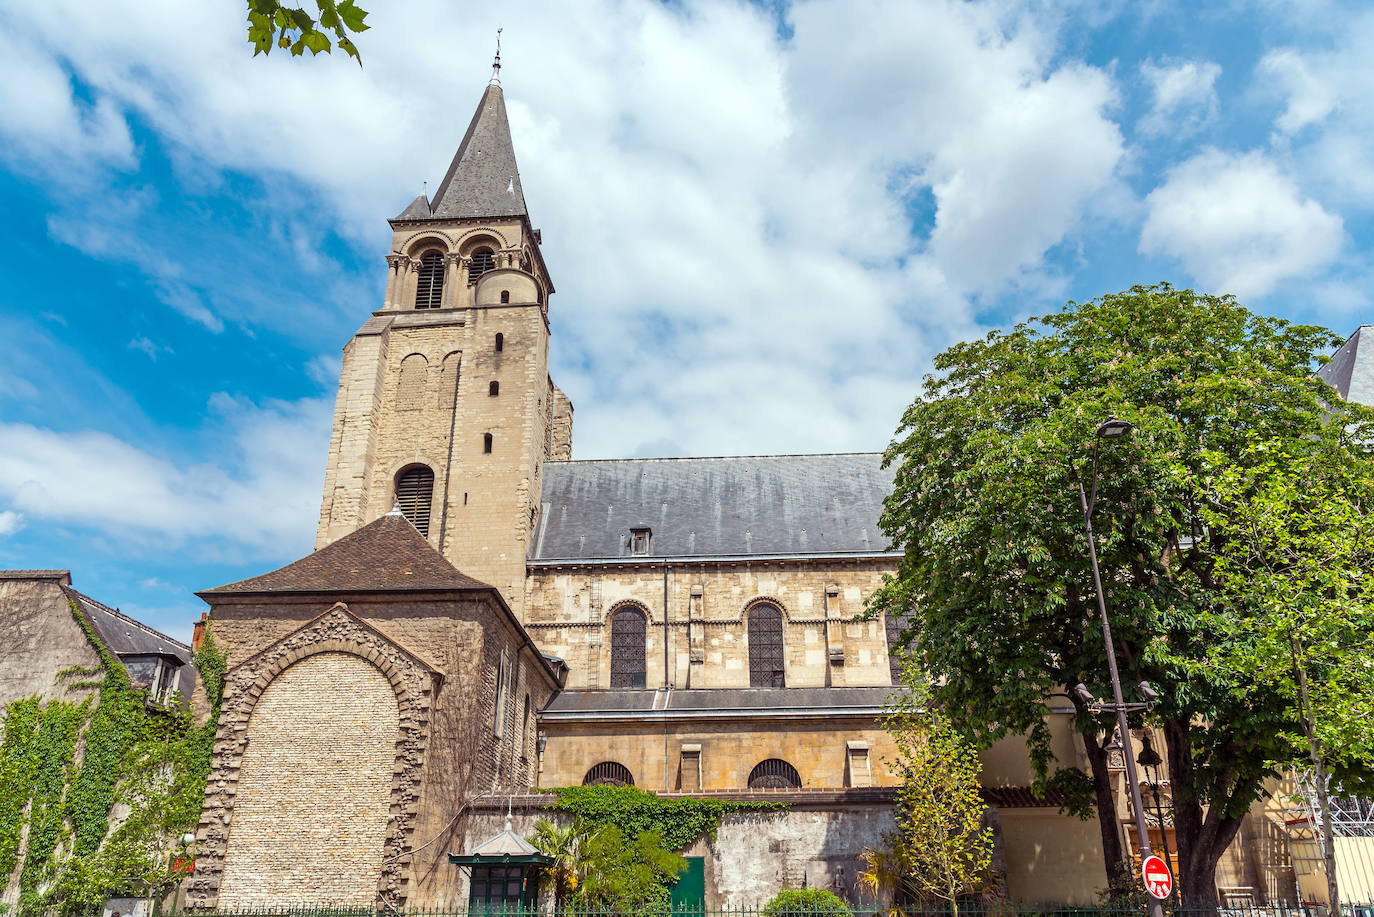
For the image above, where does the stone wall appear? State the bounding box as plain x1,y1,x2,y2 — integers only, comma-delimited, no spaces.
0,573,101,707
524,559,898,690
217,652,400,906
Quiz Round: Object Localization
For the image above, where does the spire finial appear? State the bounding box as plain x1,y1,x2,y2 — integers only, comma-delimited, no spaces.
490,28,503,85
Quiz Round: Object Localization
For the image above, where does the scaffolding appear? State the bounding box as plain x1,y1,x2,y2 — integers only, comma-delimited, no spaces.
1278,770,1374,904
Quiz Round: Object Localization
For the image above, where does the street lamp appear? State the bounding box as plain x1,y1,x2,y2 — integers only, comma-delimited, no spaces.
1137,733,1175,893
1077,418,1167,917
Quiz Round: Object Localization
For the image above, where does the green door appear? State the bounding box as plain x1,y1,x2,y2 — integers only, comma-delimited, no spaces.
671,856,706,915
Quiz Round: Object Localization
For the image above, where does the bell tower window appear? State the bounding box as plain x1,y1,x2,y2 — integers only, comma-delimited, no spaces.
415,251,445,310
468,248,496,283
395,465,435,536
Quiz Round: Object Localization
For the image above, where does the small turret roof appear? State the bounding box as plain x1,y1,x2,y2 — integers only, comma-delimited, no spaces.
201,512,492,595
395,83,528,222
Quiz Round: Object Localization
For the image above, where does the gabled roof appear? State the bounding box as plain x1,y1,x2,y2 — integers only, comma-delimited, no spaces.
202,512,493,595
529,454,895,562
397,83,528,222
1320,325,1374,407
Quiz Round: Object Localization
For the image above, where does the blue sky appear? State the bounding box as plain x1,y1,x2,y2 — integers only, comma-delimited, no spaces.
1,0,1370,641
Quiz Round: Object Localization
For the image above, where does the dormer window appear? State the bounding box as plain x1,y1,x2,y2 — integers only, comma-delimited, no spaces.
415,251,445,309
468,248,496,283
630,527,652,555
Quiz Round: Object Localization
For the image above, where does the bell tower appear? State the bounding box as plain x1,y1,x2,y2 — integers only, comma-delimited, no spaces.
315,71,573,617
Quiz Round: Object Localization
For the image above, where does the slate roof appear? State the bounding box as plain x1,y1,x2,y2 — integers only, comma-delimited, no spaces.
543,686,897,717
1320,325,1374,407
63,586,192,662
530,454,895,562
203,512,493,595
396,83,528,222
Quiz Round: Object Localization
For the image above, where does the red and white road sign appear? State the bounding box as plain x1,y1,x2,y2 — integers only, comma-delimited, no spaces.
1142,854,1173,899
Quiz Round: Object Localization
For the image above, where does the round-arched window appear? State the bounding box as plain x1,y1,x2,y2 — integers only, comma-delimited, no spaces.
610,606,647,689
395,465,435,536
415,250,445,309
583,761,634,787
468,248,496,282
748,759,801,790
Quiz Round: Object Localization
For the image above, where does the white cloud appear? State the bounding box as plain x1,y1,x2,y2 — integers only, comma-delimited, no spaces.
128,336,172,359
1140,148,1343,298
0,396,329,557
1261,49,1336,136
1138,59,1221,137
0,510,24,536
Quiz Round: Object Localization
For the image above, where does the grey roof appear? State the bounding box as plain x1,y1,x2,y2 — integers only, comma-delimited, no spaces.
64,587,192,662
396,83,528,222
543,686,897,718
530,454,894,562
1320,326,1374,407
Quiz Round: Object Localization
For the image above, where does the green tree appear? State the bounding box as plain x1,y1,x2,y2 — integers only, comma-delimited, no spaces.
529,818,590,910
869,283,1374,908
881,676,994,915
245,1,369,62
1201,439,1374,915
573,823,685,914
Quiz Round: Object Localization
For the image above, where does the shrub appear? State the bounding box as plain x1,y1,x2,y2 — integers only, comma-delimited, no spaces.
762,887,852,916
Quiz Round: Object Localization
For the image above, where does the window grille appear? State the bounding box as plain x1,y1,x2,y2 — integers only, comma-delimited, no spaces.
583,761,634,787
414,251,445,309
395,465,434,536
468,248,496,282
748,758,801,789
747,603,785,688
610,606,647,688
885,612,906,685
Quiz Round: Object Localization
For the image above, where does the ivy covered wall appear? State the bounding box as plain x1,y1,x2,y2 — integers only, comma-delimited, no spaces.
0,602,225,911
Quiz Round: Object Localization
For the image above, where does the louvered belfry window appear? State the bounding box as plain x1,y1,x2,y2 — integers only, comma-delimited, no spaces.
748,758,801,789
395,465,435,536
468,248,496,282
610,606,647,689
748,603,785,688
415,251,445,309
583,761,634,787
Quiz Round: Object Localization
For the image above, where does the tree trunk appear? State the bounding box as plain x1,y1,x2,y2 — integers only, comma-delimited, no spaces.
1164,716,1246,915
1293,642,1342,917
1079,716,1130,890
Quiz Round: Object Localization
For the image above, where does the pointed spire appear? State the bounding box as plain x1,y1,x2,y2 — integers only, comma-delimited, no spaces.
404,73,527,223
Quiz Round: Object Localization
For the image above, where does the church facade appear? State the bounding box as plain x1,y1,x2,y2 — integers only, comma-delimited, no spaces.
178,74,1334,911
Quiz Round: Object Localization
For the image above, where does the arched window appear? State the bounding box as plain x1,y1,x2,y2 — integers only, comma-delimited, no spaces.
395,465,435,536
583,762,634,787
500,290,510,303
483,433,493,453
414,250,445,309
468,248,496,282
495,333,504,352
748,759,801,789
610,606,647,688
747,603,785,688
440,352,461,410
489,381,500,396
397,353,428,411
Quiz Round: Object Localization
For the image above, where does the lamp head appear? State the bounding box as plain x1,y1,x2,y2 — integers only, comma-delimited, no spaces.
1096,418,1134,440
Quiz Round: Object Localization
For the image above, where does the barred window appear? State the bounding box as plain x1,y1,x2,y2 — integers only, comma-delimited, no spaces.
610,606,647,689
747,603,785,688
748,758,801,789
414,251,445,309
468,248,496,282
583,761,634,787
395,465,434,536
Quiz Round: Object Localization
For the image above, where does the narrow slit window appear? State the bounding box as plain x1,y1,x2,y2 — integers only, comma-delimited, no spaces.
489,381,500,396
500,290,510,303
414,251,445,309
395,465,435,536
495,332,504,352
483,433,493,453
468,248,496,282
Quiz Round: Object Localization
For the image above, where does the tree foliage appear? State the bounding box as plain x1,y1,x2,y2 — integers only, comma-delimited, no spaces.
762,887,853,916
869,283,1373,905
529,817,685,915
245,0,369,62
878,675,995,915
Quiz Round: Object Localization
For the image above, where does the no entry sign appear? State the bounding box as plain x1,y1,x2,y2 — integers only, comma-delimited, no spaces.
1142,854,1173,899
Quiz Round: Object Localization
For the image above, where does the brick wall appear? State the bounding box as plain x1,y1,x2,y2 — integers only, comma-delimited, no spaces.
217,652,399,906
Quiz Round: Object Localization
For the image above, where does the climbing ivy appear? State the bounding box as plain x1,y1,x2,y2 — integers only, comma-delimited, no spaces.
0,604,227,910
547,785,784,851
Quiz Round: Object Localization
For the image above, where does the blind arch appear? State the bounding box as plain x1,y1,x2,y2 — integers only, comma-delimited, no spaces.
414,251,445,309
397,354,428,411
747,603,785,688
395,465,435,537
609,605,647,689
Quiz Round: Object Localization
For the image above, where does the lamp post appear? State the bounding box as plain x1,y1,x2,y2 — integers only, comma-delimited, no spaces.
1137,733,1175,891
1074,418,1166,917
